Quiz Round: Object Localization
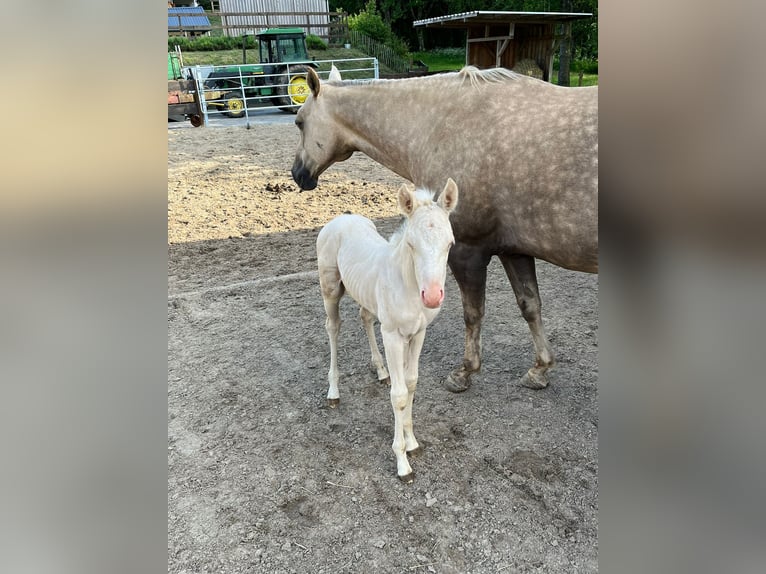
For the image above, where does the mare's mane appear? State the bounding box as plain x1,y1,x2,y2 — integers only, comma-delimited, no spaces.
328,66,522,90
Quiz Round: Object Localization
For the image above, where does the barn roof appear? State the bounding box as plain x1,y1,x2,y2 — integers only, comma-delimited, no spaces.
168,6,212,32
413,10,592,28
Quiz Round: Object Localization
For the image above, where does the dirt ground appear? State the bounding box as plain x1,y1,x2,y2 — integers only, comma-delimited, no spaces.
168,124,598,573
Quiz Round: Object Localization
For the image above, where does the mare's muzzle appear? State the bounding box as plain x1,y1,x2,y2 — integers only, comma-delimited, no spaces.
291,161,318,191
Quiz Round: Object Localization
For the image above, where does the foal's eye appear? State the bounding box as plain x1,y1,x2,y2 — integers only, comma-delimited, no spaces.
295,119,304,130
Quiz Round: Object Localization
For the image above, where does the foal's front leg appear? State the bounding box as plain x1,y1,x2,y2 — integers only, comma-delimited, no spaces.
381,327,414,482
402,329,427,456
360,307,390,384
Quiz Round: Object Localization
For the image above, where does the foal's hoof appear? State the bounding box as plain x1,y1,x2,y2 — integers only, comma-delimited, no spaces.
520,369,549,390
327,398,340,408
379,377,391,386
398,472,415,484
406,446,423,457
444,368,473,393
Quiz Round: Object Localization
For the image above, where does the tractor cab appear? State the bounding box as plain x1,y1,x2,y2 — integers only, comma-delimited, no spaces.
257,28,310,64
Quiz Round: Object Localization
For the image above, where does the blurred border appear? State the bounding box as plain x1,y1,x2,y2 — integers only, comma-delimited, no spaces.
0,2,167,573
2,1,765,573
600,2,766,573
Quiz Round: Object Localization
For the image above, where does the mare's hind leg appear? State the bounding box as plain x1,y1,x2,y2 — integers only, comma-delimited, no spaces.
444,243,492,393
360,307,390,384
319,266,345,406
498,254,554,389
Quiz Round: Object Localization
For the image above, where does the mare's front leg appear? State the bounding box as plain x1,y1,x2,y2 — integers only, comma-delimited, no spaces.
381,327,414,482
402,329,426,455
360,307,390,384
444,243,492,393
319,267,345,406
498,254,554,389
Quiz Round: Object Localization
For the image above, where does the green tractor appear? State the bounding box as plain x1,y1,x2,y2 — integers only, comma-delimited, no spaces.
203,28,316,117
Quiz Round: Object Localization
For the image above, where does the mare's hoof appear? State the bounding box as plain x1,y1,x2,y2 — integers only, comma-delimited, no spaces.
406,446,423,457
379,377,391,386
327,398,340,407
444,369,472,393
520,370,549,390
398,472,415,484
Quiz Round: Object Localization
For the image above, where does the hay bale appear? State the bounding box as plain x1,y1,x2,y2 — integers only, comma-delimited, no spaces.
512,58,544,79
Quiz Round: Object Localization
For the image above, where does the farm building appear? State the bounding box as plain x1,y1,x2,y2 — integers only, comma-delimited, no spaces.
217,0,332,41
414,11,592,82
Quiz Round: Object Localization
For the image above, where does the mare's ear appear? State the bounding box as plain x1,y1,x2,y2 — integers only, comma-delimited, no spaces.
438,178,459,212
398,184,415,216
308,67,321,97
328,65,342,82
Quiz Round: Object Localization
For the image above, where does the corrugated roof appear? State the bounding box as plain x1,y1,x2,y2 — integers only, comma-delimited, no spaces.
168,6,212,31
413,11,592,28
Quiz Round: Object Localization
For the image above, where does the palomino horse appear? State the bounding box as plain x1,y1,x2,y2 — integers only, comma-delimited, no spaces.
317,179,458,482
294,66,597,392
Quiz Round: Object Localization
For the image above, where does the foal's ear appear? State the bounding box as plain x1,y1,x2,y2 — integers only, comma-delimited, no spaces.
398,184,415,216
308,67,321,97
438,178,459,212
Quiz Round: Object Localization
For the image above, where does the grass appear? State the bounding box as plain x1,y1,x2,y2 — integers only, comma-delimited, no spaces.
552,71,599,87
412,48,465,72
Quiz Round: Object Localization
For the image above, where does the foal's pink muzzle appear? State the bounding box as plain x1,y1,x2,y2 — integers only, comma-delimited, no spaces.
421,285,445,309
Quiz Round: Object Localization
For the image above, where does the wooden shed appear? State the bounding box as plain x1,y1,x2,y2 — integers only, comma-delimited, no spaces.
413,11,592,82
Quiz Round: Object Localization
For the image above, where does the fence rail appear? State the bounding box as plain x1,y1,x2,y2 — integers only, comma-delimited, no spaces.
185,57,378,127
347,30,409,74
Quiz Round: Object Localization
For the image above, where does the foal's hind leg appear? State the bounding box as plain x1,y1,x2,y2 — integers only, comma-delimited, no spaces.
360,307,390,384
319,267,345,406
444,244,492,393
499,254,554,389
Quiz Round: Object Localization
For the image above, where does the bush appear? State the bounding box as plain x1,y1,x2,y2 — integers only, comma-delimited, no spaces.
568,59,598,74
348,2,390,44
168,35,255,52
347,0,409,58
306,34,327,50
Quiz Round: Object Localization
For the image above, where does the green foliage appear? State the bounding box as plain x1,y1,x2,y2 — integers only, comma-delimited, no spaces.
348,0,390,43
573,59,598,74
306,34,328,50
168,35,256,52
348,0,409,58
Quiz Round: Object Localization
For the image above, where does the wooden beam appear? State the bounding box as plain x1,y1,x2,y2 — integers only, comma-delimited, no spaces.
468,35,513,43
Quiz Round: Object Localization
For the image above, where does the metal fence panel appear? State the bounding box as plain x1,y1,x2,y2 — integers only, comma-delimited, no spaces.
185,57,378,127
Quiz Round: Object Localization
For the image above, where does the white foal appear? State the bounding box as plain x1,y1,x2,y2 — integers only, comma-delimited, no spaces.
317,179,459,482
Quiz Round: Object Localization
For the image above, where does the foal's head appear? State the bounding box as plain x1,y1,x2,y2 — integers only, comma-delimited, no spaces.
398,178,459,309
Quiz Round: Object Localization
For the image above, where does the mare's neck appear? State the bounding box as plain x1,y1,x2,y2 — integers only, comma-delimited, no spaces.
332,84,430,183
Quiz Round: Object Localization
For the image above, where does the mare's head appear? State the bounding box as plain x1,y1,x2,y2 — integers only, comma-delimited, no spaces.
291,66,353,190
398,178,459,309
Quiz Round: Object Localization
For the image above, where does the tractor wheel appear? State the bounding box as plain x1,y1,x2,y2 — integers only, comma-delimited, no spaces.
223,92,245,118
276,66,311,113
